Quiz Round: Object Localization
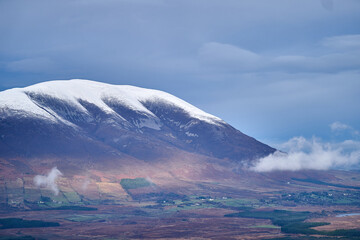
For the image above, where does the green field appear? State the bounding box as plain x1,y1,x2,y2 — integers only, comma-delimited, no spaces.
63,191,82,203
120,178,153,190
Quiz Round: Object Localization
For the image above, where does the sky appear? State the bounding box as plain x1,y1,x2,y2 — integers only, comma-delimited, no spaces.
0,0,359,146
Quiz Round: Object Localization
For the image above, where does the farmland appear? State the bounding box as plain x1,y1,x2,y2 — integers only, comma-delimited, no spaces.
0,172,360,239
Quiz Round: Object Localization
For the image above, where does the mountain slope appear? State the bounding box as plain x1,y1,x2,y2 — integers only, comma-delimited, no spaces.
0,79,275,163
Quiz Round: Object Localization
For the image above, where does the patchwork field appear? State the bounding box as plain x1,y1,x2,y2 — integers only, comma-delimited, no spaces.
0,170,360,239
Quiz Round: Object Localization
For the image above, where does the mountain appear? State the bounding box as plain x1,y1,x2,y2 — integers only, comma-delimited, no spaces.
0,79,275,166
1,81,359,240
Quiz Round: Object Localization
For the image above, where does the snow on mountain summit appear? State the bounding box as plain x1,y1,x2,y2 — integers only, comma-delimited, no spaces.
0,79,223,126
0,79,276,162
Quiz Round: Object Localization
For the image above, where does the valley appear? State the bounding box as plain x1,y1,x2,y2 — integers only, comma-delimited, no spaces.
0,168,360,239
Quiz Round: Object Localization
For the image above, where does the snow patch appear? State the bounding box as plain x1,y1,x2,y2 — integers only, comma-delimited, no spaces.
137,118,162,130
185,132,199,137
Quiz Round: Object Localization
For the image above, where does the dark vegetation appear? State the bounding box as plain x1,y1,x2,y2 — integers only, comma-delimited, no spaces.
132,191,188,202
225,210,311,226
120,178,153,190
281,222,328,235
41,206,97,211
0,218,59,229
131,209,149,216
122,221,137,225
225,209,360,237
40,196,51,202
0,236,38,240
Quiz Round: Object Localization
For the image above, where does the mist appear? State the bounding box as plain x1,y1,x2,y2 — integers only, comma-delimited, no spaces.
33,167,63,195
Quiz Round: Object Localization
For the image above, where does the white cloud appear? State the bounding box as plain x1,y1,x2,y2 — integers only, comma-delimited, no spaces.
330,121,351,131
34,167,63,195
251,137,360,172
330,121,360,136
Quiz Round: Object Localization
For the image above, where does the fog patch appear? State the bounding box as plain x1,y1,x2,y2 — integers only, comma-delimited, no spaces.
34,167,63,195
251,137,360,172
81,177,91,192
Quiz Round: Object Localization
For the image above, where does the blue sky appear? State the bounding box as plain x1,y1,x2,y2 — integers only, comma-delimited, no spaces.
0,0,359,144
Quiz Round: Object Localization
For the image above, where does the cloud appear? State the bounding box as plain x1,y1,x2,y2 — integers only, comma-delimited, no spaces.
330,121,351,131
251,137,360,172
198,42,262,71
33,167,63,195
330,121,360,137
272,53,360,73
322,34,360,49
0,1,359,143
197,35,360,74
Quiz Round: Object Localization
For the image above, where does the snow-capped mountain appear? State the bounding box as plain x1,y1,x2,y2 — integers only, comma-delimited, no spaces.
0,79,275,162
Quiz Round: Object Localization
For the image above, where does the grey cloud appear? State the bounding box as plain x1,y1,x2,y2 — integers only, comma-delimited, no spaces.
198,42,262,72
322,34,360,49
198,71,360,141
197,37,360,73
272,52,360,73
0,0,359,143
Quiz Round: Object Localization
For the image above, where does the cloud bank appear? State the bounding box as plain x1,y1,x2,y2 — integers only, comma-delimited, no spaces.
251,122,360,172
33,167,63,195
251,136,360,172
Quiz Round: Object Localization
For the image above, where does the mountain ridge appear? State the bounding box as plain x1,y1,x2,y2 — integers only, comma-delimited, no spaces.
0,79,223,125
0,79,275,165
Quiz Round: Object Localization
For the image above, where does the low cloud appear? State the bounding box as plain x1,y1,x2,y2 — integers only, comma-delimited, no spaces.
81,178,91,192
34,167,63,195
251,137,360,172
330,121,359,136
